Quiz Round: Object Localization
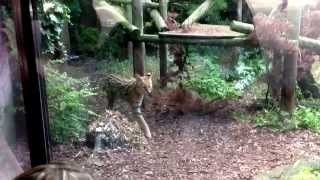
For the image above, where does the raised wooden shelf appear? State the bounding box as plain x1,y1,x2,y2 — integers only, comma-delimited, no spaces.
159,24,245,39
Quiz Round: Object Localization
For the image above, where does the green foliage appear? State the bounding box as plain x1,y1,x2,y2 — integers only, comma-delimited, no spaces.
97,56,160,82
295,104,320,132
253,100,320,133
74,26,100,56
170,0,229,24
95,26,128,60
233,49,266,91
41,1,70,56
184,59,240,100
45,64,96,143
256,160,320,180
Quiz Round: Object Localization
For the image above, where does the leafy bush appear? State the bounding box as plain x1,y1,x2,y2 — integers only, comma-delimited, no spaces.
295,105,320,132
45,64,96,143
184,59,240,100
41,1,70,56
95,25,128,60
232,49,266,91
253,101,320,132
74,26,100,56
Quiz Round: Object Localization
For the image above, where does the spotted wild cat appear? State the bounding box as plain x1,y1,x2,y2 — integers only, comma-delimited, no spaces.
101,73,153,138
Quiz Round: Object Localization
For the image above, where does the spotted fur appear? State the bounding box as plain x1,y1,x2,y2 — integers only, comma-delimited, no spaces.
101,73,153,138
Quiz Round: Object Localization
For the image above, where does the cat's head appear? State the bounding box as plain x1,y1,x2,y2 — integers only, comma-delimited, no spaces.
135,73,153,95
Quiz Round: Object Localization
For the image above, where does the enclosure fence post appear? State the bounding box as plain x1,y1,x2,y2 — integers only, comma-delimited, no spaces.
270,49,283,102
159,0,168,87
132,0,145,76
126,3,133,62
237,0,243,21
280,6,302,113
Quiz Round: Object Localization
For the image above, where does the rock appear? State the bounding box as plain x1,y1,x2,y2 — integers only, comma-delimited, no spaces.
86,110,147,150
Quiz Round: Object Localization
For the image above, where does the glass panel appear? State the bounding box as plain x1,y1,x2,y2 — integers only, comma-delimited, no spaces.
40,0,319,179
0,2,31,179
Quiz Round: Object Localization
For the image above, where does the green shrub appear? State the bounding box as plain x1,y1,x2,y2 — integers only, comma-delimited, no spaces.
184,59,240,100
233,49,266,91
45,64,96,143
253,101,320,132
41,1,70,56
74,26,100,56
295,105,320,132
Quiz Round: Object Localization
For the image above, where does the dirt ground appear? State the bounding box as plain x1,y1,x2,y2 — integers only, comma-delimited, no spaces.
53,100,320,180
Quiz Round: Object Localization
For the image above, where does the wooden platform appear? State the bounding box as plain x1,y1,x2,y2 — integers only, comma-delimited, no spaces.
160,24,245,39
157,24,254,47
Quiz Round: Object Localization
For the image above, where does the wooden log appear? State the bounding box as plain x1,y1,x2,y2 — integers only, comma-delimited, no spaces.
270,50,283,102
237,0,243,21
108,0,131,4
299,36,320,53
281,50,298,112
159,0,168,87
182,0,215,27
132,0,145,75
231,21,320,52
144,0,167,31
280,7,301,113
93,0,139,36
230,20,254,34
159,0,168,20
148,9,168,31
158,36,257,47
143,1,159,8
126,4,133,62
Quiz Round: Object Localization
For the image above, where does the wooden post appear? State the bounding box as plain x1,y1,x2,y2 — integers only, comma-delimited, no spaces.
182,0,215,27
126,4,133,62
132,0,144,75
237,0,243,21
270,50,283,102
280,6,302,113
159,0,168,87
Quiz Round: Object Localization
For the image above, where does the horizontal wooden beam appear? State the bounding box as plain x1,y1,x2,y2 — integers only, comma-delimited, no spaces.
230,21,320,52
230,20,254,34
144,1,159,8
139,34,160,42
108,0,131,4
299,36,320,53
139,34,257,47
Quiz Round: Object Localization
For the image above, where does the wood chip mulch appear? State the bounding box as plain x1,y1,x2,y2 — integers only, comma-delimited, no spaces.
53,100,320,180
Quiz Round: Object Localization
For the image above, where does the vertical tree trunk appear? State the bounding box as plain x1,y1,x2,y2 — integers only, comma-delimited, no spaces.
280,50,298,112
126,4,133,62
237,0,243,21
132,0,144,75
270,50,283,102
280,7,301,113
159,0,168,87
